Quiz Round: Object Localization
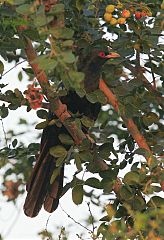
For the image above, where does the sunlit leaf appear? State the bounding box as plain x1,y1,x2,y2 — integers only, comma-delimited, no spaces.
123,171,140,185
85,177,102,189
59,133,74,145
50,145,67,158
0,61,4,75
72,185,83,205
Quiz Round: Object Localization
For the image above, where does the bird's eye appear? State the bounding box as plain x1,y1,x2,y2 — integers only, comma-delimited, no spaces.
98,51,106,58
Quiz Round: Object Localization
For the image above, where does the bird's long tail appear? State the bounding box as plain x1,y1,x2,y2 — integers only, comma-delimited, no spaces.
23,124,65,218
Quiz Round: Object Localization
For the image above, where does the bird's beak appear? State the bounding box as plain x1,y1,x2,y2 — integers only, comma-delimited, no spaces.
105,52,120,59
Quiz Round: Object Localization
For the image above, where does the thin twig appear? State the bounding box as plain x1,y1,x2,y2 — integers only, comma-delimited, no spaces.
0,118,8,146
60,204,92,233
45,215,53,240
87,202,95,234
2,60,26,77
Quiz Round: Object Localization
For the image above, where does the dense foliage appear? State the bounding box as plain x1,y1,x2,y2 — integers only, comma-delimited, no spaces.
0,0,163,239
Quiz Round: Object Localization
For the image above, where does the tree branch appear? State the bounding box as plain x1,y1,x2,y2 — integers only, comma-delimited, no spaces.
99,79,152,164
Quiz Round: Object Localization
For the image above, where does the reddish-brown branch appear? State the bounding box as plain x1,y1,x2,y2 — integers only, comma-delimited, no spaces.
99,79,152,164
24,37,86,145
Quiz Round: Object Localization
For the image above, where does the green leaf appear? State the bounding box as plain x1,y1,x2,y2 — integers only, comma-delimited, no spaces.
37,109,48,119
97,223,108,236
0,84,8,89
56,156,65,167
143,112,159,126
130,195,146,211
134,148,150,157
99,143,112,160
95,90,107,104
76,88,86,98
115,206,128,218
101,178,113,193
59,133,74,145
86,92,98,103
61,40,74,48
85,177,102,189
120,160,127,169
35,14,47,27
0,105,8,118
151,185,162,193
73,153,82,171
14,88,23,99
120,185,134,200
50,3,64,14
123,171,140,185
12,139,18,148
72,185,83,205
78,138,90,151
61,51,75,64
99,169,118,181
87,161,100,173
76,0,85,11
18,118,27,125
18,71,23,81
13,0,26,5
8,103,19,110
134,149,157,168
35,121,48,129
28,143,40,151
81,116,94,128
79,151,93,162
147,196,164,208
16,4,34,15
0,61,4,75
50,168,60,184
134,212,148,231
68,71,85,88
51,27,74,39
50,145,67,158
32,55,58,71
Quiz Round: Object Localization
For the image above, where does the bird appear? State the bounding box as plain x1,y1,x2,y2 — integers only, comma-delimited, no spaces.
23,48,120,217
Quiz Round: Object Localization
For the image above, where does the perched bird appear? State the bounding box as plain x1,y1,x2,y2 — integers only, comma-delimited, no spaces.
23,49,120,217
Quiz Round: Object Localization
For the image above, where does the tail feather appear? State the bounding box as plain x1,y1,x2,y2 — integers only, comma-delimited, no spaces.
23,124,65,218
44,165,64,213
24,152,54,217
26,139,49,193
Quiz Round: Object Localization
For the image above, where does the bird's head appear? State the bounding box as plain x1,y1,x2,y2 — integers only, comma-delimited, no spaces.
87,49,120,70
82,49,120,92
98,51,120,59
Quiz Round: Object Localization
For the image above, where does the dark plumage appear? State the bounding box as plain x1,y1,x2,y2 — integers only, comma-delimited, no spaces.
23,50,119,217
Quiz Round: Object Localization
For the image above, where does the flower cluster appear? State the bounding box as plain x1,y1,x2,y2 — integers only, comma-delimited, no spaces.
25,84,43,110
